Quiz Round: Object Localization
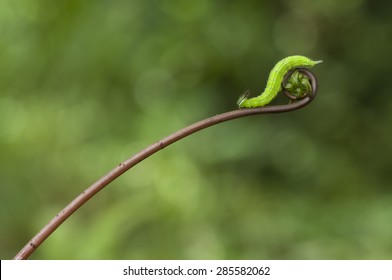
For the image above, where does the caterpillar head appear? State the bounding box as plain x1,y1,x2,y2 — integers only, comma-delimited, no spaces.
237,90,250,107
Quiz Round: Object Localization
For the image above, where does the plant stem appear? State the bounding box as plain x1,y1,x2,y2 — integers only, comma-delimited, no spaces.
14,69,318,260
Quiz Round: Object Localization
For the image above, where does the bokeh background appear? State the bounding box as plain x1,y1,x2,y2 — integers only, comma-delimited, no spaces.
1,0,392,259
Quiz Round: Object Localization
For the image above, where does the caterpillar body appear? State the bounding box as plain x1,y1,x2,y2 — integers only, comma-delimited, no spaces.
237,55,322,108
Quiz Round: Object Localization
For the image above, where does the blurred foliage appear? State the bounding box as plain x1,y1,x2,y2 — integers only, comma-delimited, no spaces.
1,0,392,259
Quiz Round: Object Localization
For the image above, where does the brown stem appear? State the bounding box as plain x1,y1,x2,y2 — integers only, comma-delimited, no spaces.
14,69,318,260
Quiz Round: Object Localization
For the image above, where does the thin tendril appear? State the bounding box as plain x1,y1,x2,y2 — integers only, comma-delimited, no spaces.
14,68,318,260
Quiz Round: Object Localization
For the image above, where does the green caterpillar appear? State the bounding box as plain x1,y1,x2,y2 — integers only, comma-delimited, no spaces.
237,55,322,108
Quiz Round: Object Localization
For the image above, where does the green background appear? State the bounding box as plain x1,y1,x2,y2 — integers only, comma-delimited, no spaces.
1,0,392,259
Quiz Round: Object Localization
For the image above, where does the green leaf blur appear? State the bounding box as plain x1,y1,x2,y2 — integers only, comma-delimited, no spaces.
1,0,392,259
